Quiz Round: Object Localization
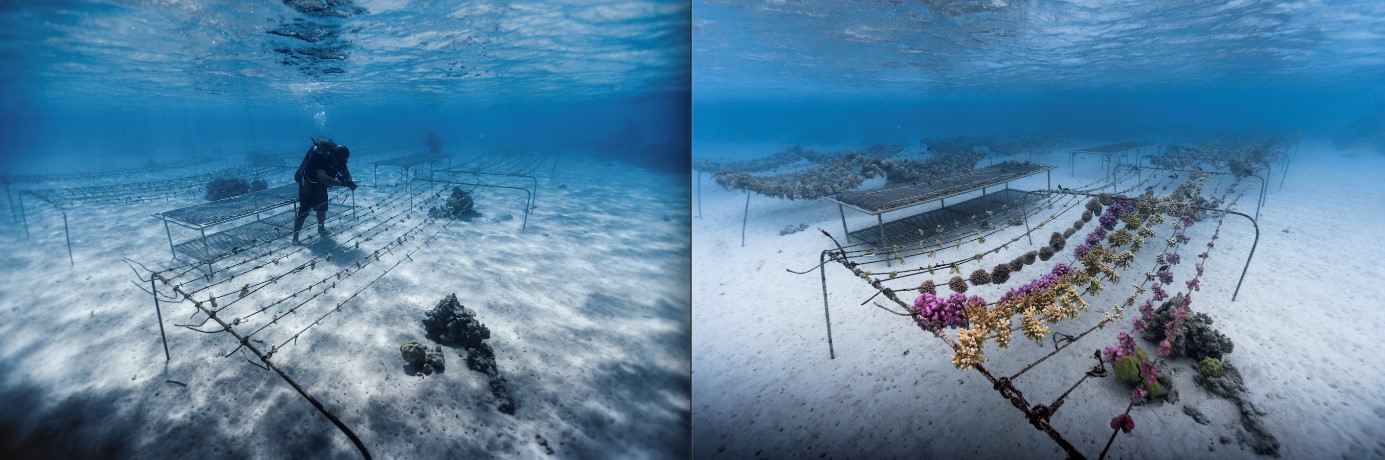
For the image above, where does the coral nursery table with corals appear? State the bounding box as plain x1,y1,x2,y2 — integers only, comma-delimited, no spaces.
804,163,1273,458
1069,141,1158,178
152,184,354,268
827,161,1054,249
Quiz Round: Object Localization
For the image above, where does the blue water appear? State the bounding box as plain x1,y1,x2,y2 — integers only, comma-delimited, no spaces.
0,0,690,174
693,0,1385,148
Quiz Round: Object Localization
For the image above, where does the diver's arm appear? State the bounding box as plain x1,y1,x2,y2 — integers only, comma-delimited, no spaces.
314,170,343,187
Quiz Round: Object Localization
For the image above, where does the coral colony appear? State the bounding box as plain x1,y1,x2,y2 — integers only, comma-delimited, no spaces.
816,145,1280,457
910,292,978,330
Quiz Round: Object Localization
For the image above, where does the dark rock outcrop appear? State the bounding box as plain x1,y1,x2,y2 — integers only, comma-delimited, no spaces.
422,294,515,414
428,187,479,220
1195,362,1280,457
1141,294,1235,360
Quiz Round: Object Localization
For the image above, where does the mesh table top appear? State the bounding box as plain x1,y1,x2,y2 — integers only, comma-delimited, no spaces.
446,153,554,176
372,153,451,167
1072,142,1156,155
829,162,1053,215
847,188,1039,249
157,184,300,227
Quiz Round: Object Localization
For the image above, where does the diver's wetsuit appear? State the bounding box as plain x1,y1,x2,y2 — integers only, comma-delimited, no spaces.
293,143,352,240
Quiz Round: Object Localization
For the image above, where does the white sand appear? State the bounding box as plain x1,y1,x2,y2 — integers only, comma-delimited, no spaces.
0,152,691,458
691,141,1385,458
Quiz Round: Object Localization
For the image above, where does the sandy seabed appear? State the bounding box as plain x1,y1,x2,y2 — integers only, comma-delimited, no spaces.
691,141,1385,459
0,151,691,458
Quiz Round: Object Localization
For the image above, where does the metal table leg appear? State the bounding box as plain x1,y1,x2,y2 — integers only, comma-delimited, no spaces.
740,189,750,248
151,278,170,362
62,210,74,266
878,214,887,267
163,219,175,259
838,203,849,244
19,193,28,238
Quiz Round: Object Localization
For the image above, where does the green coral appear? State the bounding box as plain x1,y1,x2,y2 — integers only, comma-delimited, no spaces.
401,340,425,366
1113,348,1149,384
1113,348,1165,398
1199,357,1224,378
1144,380,1166,398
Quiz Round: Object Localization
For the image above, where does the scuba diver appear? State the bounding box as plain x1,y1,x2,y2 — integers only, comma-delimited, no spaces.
292,138,357,245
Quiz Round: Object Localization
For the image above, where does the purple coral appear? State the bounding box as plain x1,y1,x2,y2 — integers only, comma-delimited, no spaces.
1086,227,1108,246
910,292,979,330
998,263,1072,305
1099,210,1119,229
1074,242,1093,259
1098,195,1137,230
1164,253,1181,265
1157,270,1174,285
1102,331,1138,362
1138,299,1155,328
1140,362,1158,385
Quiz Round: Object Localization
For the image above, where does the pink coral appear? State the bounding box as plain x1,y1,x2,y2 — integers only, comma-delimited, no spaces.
1110,413,1135,433
1130,387,1147,402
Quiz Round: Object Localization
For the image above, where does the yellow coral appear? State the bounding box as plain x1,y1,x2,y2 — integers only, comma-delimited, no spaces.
1021,307,1048,344
953,327,987,370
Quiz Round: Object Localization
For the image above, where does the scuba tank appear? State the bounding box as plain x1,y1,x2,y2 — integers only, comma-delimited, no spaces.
295,138,335,186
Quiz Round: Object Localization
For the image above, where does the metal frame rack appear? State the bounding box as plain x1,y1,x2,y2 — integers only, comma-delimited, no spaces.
154,184,355,274
827,162,1054,252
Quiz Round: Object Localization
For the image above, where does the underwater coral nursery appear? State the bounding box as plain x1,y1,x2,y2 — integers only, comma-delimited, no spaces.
1150,137,1288,176
126,182,468,460
806,156,1266,458
708,146,983,200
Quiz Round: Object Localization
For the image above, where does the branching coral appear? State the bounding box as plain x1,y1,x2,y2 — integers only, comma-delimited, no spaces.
1107,228,1134,248
953,327,986,370
944,264,1090,370
911,292,975,330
